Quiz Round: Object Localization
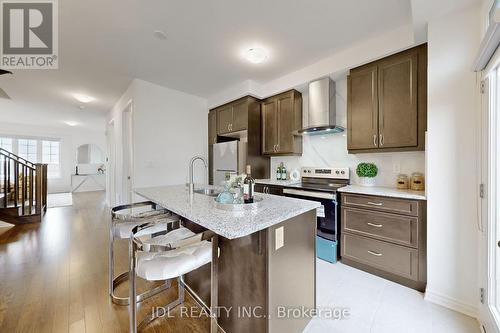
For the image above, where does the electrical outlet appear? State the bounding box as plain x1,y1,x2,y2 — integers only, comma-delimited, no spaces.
393,162,401,173
275,227,284,250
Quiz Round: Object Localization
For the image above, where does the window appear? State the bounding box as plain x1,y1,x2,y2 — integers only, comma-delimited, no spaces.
18,139,37,162
42,141,61,178
0,137,13,152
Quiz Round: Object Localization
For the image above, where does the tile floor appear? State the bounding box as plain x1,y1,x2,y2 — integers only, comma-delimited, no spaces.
303,260,481,333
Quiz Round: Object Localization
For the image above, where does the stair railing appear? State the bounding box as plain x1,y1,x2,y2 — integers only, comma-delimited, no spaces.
0,148,48,218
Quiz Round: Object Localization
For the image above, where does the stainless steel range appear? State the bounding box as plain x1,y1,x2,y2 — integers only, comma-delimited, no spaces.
283,167,350,263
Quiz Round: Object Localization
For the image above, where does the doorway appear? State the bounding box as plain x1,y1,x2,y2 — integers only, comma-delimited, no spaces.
121,101,134,205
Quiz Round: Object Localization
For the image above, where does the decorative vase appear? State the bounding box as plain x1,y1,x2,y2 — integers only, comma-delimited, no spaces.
359,177,376,187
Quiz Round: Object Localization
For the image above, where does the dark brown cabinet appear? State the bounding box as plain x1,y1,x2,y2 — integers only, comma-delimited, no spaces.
262,90,302,156
255,183,284,196
216,99,248,134
341,193,426,291
208,110,217,145
347,44,427,153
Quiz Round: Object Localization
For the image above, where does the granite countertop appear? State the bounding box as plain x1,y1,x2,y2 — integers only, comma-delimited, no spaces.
135,185,320,239
337,185,426,200
254,179,300,186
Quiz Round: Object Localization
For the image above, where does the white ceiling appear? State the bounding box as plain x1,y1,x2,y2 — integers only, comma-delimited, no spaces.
0,0,415,116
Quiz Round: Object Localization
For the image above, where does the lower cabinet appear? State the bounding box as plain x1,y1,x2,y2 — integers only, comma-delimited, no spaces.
255,184,284,196
340,193,426,291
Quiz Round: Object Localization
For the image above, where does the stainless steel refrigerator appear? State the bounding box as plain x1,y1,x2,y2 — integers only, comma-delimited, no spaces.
212,140,247,186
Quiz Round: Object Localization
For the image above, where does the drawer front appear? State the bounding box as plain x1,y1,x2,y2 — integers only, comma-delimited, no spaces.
342,193,419,216
255,184,265,193
341,233,418,280
342,207,418,248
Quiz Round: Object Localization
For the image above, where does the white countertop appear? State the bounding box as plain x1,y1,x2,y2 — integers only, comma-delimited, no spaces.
337,185,426,200
255,179,300,186
135,185,320,239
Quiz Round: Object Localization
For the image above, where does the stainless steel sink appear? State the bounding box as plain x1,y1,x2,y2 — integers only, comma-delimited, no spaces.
194,188,221,197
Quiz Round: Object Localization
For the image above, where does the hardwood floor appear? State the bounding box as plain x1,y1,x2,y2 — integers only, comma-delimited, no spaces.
0,191,212,333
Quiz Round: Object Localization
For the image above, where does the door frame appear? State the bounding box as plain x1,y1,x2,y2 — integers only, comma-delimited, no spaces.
106,119,116,207
121,100,134,205
479,49,500,333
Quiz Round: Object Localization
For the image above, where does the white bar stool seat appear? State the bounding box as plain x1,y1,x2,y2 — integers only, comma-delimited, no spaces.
137,240,212,281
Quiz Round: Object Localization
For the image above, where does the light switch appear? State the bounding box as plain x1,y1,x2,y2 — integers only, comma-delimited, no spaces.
275,227,284,250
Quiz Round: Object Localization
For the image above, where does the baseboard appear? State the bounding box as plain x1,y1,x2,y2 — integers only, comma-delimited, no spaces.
425,289,478,318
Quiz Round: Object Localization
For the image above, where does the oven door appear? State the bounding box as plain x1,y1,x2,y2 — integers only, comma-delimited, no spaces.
282,188,338,241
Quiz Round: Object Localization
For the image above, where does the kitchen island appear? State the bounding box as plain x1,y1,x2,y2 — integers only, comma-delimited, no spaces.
135,185,320,333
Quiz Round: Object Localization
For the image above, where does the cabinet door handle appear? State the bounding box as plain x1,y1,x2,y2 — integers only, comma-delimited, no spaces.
373,134,377,147
367,201,383,206
277,144,280,152
379,134,384,146
230,124,233,131
367,222,383,228
367,250,383,257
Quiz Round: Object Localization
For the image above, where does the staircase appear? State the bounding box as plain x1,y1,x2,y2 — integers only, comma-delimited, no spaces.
0,148,48,224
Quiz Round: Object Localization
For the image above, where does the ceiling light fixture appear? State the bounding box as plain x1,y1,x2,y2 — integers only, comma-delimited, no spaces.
64,121,78,127
73,93,95,104
244,47,269,64
153,30,167,40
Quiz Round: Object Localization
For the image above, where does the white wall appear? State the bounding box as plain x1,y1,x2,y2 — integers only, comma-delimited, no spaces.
271,77,426,187
107,79,208,206
425,4,481,316
0,100,106,194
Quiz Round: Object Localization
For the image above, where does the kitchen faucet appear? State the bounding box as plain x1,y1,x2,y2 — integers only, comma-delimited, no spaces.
188,155,208,196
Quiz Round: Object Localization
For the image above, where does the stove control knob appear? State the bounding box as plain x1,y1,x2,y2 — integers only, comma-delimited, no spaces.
335,170,340,174
341,170,345,174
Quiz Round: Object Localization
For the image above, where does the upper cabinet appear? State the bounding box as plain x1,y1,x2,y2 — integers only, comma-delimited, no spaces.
208,109,217,145
216,98,249,134
347,44,427,153
262,90,303,156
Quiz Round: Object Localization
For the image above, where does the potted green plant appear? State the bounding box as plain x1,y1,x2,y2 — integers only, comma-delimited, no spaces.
356,162,378,186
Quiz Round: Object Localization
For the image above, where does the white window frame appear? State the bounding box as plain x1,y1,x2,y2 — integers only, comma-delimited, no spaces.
0,135,62,179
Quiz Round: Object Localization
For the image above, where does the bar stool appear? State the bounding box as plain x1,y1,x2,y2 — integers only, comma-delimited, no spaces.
129,219,218,333
110,201,183,305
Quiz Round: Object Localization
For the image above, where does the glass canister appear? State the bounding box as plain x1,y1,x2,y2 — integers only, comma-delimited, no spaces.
396,174,409,189
410,172,425,191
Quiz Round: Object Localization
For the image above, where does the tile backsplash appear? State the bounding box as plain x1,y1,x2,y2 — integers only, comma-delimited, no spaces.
270,76,425,188
271,134,425,187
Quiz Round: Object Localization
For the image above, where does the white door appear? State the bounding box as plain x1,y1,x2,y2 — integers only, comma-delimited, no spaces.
479,69,500,333
121,102,134,205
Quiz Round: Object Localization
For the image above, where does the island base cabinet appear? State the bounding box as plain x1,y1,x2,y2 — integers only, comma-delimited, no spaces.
183,210,316,333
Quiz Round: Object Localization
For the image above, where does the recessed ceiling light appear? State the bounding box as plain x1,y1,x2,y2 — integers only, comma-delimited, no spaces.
73,93,95,104
244,47,268,64
64,121,78,127
153,30,167,40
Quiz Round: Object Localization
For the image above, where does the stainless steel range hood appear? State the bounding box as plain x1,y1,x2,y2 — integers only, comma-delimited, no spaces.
297,77,344,134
